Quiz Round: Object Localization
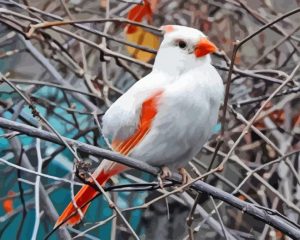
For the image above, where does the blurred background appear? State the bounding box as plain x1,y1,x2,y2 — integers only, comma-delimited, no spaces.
0,0,300,239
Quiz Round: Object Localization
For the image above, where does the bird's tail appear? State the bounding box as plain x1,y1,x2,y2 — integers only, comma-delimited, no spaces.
54,160,127,228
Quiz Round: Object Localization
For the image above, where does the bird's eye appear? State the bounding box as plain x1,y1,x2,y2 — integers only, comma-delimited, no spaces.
177,40,187,49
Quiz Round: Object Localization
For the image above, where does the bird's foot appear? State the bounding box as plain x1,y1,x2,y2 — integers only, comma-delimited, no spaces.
158,166,172,189
161,166,172,179
178,167,192,186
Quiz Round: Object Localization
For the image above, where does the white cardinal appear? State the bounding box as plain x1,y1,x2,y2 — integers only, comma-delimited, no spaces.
55,25,224,227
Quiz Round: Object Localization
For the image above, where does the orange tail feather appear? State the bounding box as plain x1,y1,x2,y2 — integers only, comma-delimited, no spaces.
55,161,126,227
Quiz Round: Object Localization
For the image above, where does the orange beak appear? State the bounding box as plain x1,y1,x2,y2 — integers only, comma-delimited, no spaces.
194,38,218,58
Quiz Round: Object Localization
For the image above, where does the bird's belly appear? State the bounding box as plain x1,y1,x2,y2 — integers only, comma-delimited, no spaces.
130,104,217,169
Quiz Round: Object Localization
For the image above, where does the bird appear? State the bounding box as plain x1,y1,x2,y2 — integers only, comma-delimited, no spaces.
55,25,224,227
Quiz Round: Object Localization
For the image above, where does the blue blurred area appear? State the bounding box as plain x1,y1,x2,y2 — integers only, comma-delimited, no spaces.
0,84,148,239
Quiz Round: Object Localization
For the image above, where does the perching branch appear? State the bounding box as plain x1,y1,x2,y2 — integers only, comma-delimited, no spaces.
0,117,299,239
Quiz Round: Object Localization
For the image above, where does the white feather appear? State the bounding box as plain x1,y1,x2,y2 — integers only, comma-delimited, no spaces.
131,64,223,169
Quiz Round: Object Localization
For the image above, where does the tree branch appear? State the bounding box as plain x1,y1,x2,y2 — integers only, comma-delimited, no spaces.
0,117,299,239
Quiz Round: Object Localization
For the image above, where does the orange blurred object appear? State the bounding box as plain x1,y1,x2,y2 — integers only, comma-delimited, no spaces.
2,191,14,213
125,0,160,62
254,102,285,129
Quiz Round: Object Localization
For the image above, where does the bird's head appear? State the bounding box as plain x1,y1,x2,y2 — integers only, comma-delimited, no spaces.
153,25,218,74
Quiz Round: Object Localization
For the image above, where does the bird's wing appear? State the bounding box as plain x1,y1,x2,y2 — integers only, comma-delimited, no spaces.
102,72,167,155
111,89,163,155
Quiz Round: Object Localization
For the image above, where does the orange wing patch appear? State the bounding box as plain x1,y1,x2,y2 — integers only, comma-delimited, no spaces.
3,191,14,214
112,90,163,155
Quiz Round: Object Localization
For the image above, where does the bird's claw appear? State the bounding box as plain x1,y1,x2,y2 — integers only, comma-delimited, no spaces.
161,166,172,179
158,166,172,189
178,167,192,186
